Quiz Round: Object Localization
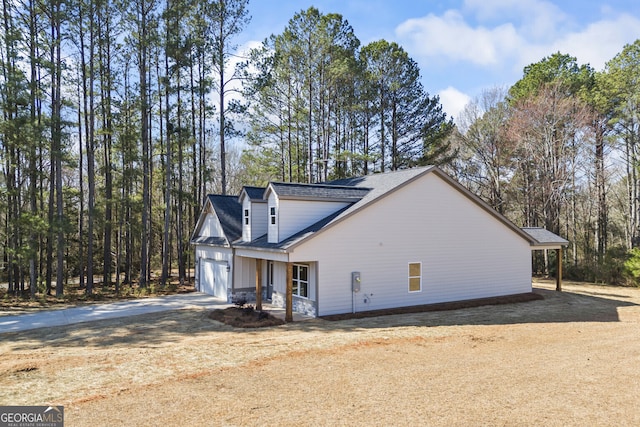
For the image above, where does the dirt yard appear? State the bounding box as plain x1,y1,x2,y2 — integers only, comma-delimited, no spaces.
2,279,640,426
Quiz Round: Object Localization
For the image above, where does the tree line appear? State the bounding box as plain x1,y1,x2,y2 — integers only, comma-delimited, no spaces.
450,47,640,283
0,0,250,296
241,8,454,183
2,2,640,298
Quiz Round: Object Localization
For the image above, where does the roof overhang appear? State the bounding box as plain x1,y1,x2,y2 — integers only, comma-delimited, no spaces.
521,227,569,250
190,236,229,247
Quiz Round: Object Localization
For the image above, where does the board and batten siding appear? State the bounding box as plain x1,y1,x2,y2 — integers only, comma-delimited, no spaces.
241,198,251,242
234,256,257,291
290,172,532,316
200,212,224,238
267,193,279,243
242,198,268,242
267,191,349,243
251,202,268,241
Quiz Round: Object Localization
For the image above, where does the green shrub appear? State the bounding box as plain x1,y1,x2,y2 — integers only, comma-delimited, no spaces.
623,248,640,286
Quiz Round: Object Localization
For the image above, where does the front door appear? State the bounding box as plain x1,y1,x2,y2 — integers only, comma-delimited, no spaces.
266,261,274,300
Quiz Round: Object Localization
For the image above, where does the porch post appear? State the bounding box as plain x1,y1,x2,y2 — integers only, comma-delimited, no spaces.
556,247,563,292
255,259,263,311
286,262,293,322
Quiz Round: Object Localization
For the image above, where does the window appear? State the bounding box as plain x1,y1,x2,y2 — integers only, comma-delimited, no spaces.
244,209,249,225
270,207,276,225
408,262,422,292
293,264,309,298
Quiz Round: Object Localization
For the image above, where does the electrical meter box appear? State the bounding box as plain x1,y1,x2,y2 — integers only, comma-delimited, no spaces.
351,272,361,293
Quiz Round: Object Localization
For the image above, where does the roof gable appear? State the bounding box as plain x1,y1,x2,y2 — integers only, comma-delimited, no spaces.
191,195,242,245
193,166,568,252
284,166,539,250
239,186,266,203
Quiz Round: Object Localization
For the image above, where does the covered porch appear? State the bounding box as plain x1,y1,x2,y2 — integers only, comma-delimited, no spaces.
522,227,570,291
235,248,317,322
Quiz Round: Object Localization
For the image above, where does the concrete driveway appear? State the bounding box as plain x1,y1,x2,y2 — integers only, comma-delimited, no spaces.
0,293,229,334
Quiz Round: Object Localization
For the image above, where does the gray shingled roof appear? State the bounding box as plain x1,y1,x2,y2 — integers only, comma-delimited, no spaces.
234,205,352,251
521,227,569,247
268,182,370,201
242,186,266,201
196,166,566,253
207,195,242,244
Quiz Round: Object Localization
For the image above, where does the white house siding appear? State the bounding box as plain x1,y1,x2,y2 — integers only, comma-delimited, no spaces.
251,202,268,240
267,193,279,243
241,198,251,242
277,199,349,242
234,256,256,290
290,173,532,316
201,212,224,237
227,256,258,303
241,199,268,242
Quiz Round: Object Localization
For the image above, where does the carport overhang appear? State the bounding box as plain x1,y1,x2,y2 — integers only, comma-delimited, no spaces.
521,227,570,292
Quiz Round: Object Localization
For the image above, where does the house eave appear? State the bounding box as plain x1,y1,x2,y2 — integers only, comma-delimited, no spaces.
277,195,362,203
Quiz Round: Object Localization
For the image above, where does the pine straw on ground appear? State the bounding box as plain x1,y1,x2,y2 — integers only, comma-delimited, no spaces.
208,306,285,327
2,279,640,426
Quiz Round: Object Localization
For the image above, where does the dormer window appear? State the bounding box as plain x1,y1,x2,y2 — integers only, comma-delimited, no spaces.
270,207,276,225
244,209,249,225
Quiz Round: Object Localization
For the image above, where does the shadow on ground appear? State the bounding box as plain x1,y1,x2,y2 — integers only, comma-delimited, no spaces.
3,285,638,351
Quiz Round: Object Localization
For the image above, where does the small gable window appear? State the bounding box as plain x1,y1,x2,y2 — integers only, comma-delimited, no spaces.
408,262,422,293
244,209,249,225
270,207,276,225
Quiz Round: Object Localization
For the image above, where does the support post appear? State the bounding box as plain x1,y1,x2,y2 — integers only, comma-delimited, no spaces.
286,262,293,322
255,259,263,311
556,247,563,292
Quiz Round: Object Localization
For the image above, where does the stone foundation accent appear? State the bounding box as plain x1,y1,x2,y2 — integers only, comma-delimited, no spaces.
271,291,317,317
229,289,257,304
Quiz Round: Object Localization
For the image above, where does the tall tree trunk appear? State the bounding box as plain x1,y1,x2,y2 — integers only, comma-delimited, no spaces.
218,12,227,194
101,7,114,287
85,0,96,295
77,82,85,290
50,0,64,297
139,0,150,288
176,59,185,285
161,25,172,287
28,0,39,298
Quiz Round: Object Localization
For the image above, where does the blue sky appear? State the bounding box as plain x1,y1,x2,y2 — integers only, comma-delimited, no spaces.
238,0,640,121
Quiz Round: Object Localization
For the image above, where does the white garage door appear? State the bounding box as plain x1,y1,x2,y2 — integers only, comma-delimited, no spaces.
200,259,228,299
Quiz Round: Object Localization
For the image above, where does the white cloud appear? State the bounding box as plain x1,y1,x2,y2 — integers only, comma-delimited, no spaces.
463,0,568,40
438,86,471,121
396,10,520,66
550,14,640,71
396,1,640,75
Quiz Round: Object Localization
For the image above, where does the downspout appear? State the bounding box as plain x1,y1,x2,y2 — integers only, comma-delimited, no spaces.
352,288,355,314
231,247,236,294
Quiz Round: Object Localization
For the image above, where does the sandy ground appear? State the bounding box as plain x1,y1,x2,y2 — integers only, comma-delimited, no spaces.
2,279,640,426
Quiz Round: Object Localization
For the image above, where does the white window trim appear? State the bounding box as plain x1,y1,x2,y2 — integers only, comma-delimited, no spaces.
269,206,276,225
293,264,309,299
408,261,422,293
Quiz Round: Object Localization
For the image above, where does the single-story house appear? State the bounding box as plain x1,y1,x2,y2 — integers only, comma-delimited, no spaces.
191,166,568,320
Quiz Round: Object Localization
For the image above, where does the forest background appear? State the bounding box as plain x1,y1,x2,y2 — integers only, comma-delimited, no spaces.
2,0,640,297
